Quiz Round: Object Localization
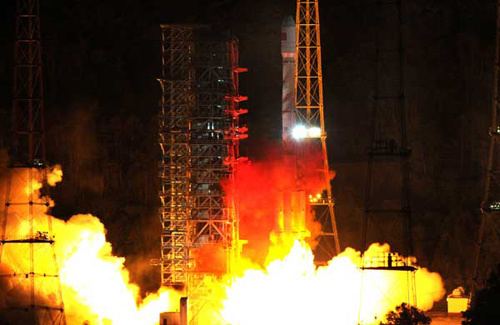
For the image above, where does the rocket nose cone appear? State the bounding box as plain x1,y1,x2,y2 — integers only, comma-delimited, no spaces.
282,15,295,27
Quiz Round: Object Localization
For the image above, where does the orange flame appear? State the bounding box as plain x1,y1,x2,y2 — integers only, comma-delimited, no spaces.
0,161,446,324
221,239,445,325
0,167,179,324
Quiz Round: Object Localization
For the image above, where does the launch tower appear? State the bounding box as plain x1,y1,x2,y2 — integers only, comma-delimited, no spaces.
158,24,246,322
284,0,340,259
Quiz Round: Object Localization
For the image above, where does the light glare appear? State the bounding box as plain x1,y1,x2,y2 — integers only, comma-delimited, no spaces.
292,125,308,139
308,127,321,138
292,125,322,140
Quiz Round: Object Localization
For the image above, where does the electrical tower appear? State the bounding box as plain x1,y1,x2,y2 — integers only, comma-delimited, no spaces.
360,0,416,310
0,0,66,324
293,0,340,260
158,24,246,323
471,0,500,295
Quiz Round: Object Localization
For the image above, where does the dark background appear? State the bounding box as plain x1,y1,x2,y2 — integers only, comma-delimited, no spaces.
0,0,496,300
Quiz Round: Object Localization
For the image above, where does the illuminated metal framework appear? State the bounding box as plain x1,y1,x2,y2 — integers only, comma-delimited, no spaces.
471,0,500,295
294,0,340,259
0,0,66,324
158,24,245,304
158,25,194,287
360,0,416,305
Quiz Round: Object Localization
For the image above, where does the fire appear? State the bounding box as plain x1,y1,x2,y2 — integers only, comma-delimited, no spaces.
220,151,445,325
0,166,179,325
222,239,445,325
0,155,446,324
47,164,63,186
56,215,171,324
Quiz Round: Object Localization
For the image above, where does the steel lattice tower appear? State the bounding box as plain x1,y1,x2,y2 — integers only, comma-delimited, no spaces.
471,0,500,294
293,0,340,259
360,0,416,308
158,25,246,323
158,25,194,288
0,0,66,324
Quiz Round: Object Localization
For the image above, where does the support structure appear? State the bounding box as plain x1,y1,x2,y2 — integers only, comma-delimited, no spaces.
158,24,246,323
360,0,416,306
293,0,340,260
158,25,194,288
471,0,500,295
0,0,66,323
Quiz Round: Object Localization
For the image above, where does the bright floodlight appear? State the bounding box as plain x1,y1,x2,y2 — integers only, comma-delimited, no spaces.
308,127,321,138
292,125,308,139
292,125,321,140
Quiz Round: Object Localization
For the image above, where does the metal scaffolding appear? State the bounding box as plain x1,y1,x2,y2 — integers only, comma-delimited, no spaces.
360,0,416,308
294,0,340,259
0,0,66,323
158,25,195,288
158,24,246,322
471,0,500,295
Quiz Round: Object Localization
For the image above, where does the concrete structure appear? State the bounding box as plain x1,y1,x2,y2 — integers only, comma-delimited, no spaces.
447,287,469,314
160,312,180,325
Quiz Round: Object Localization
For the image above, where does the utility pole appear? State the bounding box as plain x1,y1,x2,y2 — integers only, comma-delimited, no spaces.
0,0,66,323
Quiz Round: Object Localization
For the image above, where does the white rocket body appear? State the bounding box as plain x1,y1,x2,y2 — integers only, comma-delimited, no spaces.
278,16,308,240
281,16,296,145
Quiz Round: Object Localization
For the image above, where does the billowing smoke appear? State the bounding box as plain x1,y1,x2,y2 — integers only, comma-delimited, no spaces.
0,145,446,324
222,241,445,325
225,143,327,265
219,143,445,324
0,159,178,324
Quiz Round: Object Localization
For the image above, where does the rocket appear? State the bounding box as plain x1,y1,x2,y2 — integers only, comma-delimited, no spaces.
278,16,309,240
281,15,296,145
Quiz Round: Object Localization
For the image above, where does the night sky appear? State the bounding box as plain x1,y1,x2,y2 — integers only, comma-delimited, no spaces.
0,0,498,297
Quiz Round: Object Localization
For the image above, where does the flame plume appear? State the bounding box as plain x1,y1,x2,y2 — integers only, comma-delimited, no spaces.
0,165,179,324
0,156,445,324
222,240,444,325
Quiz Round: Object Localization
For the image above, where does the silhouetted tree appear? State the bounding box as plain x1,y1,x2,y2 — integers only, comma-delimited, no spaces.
463,263,500,325
379,303,431,325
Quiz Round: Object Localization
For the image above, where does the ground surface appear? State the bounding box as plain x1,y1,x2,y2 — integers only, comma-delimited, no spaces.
428,311,463,325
